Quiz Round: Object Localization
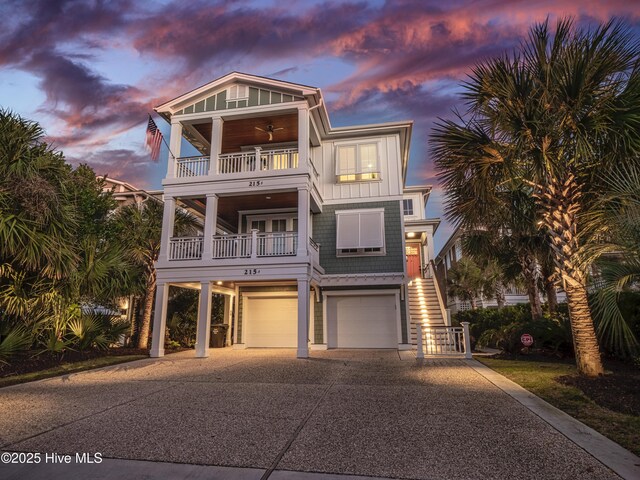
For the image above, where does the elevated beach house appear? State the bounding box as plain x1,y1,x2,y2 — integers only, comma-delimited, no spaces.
150,72,445,358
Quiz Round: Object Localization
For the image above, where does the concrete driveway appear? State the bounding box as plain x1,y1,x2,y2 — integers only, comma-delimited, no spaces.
0,349,624,479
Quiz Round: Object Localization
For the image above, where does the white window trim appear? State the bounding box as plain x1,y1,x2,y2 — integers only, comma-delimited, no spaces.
403,198,414,216
227,84,249,102
335,208,386,257
334,140,382,183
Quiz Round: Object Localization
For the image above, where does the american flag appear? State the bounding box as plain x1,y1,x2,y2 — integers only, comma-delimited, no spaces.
145,115,163,161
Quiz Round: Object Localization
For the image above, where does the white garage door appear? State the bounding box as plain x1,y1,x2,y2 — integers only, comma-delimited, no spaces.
245,297,297,347
327,295,397,348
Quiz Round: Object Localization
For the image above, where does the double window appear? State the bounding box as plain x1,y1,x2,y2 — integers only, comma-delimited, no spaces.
335,142,380,183
227,84,249,100
403,199,414,216
335,208,385,256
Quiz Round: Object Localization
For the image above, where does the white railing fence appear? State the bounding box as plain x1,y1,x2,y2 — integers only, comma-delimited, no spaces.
169,236,203,260
175,156,210,177
257,232,297,256
211,235,252,259
416,322,472,359
218,148,298,174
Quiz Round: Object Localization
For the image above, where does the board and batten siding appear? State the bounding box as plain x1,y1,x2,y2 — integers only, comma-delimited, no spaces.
313,134,404,202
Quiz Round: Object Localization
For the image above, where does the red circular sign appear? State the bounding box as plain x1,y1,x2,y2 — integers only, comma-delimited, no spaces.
521,333,534,347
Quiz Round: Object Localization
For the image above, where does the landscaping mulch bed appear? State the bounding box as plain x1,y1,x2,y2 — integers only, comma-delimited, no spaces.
0,348,150,378
557,360,640,417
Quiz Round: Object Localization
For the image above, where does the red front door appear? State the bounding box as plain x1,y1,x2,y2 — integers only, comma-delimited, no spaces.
406,244,421,278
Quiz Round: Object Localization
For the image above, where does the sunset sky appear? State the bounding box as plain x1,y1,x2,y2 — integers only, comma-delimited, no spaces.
1,0,638,249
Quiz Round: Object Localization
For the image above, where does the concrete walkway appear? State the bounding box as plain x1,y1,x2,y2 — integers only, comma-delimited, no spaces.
0,349,632,479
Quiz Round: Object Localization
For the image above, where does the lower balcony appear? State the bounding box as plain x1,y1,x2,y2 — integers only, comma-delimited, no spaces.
168,232,300,261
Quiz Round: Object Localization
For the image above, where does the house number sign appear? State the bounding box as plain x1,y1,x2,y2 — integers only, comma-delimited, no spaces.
244,268,261,275
248,180,264,187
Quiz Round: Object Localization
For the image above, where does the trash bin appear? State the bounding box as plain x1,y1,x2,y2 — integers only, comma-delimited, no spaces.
210,324,228,348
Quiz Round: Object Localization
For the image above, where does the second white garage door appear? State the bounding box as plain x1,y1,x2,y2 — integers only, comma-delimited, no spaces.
327,295,398,348
245,296,297,347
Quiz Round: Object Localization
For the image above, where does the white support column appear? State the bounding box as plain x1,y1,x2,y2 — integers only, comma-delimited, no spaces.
167,121,182,178
297,278,310,358
297,106,309,169
461,322,472,359
297,187,309,257
195,282,213,357
202,194,218,261
250,229,258,258
210,117,223,175
158,196,176,262
223,294,232,346
426,229,435,265
150,283,169,357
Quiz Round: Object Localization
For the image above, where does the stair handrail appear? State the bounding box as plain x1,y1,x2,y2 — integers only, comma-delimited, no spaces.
429,260,450,326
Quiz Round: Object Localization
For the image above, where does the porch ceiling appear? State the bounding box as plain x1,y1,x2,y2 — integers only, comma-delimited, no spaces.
192,113,298,154
218,192,298,229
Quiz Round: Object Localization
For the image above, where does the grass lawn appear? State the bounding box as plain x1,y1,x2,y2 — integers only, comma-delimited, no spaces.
477,357,640,457
0,355,146,388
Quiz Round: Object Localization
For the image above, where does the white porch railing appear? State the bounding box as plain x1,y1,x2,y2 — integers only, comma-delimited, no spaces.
169,236,203,260
416,322,472,359
176,156,210,177
211,235,252,259
218,148,298,174
257,232,297,256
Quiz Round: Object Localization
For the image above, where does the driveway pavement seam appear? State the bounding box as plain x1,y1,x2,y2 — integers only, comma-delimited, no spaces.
1,382,178,450
260,376,341,480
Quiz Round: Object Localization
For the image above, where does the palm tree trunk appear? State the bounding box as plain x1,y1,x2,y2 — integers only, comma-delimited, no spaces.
470,295,478,310
537,174,604,376
495,283,506,309
137,273,156,349
521,256,543,319
564,282,603,376
545,279,558,314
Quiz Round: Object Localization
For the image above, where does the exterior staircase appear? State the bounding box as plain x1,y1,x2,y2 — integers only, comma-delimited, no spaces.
408,277,447,345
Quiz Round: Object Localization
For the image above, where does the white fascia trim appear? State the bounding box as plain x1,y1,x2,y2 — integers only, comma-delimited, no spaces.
335,207,385,215
241,291,298,299
321,273,405,287
322,289,400,298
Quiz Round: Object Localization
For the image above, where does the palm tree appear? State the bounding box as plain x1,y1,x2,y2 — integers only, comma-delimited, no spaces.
113,198,198,349
432,19,640,376
447,257,496,309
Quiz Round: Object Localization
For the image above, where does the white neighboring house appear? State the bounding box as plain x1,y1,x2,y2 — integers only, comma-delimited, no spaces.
100,177,162,207
149,72,447,358
434,225,566,313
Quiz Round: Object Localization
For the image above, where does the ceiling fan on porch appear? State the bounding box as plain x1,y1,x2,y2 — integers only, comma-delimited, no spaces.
255,124,284,141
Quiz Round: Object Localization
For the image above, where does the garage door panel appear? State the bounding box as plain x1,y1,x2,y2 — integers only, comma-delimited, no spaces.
328,295,397,348
245,297,297,347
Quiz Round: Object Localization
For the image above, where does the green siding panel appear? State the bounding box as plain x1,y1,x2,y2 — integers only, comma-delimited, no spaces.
194,100,205,113
271,92,282,104
312,201,405,274
248,87,259,106
184,105,194,114
216,92,227,110
283,94,292,102
237,99,248,108
205,95,216,111
400,297,407,343
259,89,270,105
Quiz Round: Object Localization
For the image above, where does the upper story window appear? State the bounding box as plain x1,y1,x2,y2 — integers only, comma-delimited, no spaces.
227,84,249,101
335,143,380,183
403,199,414,216
335,208,385,256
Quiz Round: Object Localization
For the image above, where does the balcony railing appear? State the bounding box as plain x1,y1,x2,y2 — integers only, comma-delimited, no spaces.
257,232,297,256
176,156,210,177
168,232,317,262
169,236,203,260
212,234,252,259
218,148,298,174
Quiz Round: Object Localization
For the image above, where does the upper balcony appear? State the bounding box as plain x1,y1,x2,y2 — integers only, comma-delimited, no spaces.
175,147,299,178
164,108,318,185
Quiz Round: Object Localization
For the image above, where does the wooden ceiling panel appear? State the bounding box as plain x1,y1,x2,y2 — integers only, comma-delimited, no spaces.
192,113,298,154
